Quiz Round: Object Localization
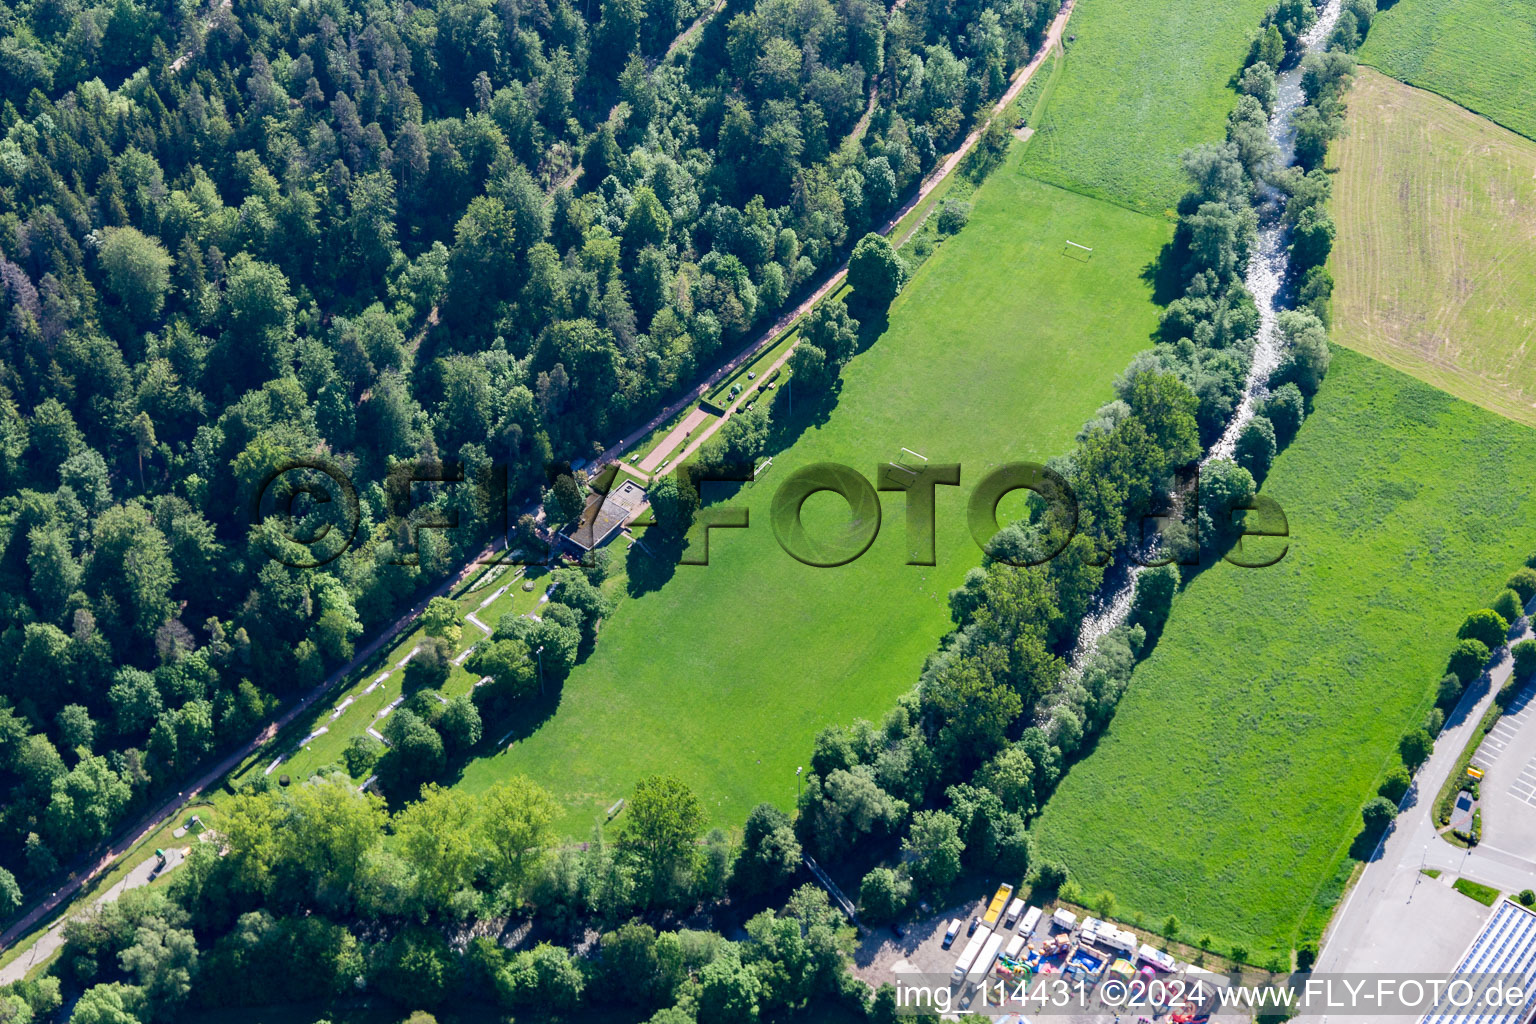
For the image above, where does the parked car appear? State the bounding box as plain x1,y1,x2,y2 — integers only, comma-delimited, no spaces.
942,919,962,949
968,916,981,936
891,924,906,939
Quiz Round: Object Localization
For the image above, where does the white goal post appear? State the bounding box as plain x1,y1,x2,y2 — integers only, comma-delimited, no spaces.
1064,239,1094,258
887,447,928,481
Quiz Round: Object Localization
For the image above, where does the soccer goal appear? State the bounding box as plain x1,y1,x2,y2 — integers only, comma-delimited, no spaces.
1063,239,1094,261
887,447,928,483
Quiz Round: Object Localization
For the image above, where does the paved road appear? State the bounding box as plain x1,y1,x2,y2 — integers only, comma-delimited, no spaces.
1314,612,1536,991
0,0,1078,966
0,847,188,986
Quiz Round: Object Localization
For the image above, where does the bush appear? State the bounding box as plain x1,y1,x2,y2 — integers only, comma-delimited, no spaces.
936,200,973,236
1399,728,1433,771
1031,860,1069,895
647,475,699,536
1297,265,1333,326
858,867,912,923
1290,206,1335,272
1234,415,1277,479
1513,639,1536,680
1272,309,1331,393
1448,638,1491,685
1520,890,1535,907
1362,795,1398,832
1493,588,1525,626
1261,383,1305,446
1131,564,1179,633
343,735,383,777
1424,706,1444,736
903,810,964,892
1508,567,1536,604
1296,939,1320,976
1459,609,1510,650
847,233,908,310
1378,765,1411,802
1437,673,1463,707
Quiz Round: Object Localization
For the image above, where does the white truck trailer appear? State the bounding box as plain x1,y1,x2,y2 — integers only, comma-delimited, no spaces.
1018,904,1042,936
965,930,1007,989
950,928,991,985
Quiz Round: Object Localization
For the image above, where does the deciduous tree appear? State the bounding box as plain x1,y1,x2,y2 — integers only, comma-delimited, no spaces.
621,775,705,904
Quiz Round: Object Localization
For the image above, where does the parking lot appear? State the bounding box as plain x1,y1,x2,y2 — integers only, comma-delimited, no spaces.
1474,680,1536,854
851,886,1251,1022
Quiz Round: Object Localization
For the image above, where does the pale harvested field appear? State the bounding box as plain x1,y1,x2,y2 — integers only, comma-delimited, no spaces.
1329,68,1536,426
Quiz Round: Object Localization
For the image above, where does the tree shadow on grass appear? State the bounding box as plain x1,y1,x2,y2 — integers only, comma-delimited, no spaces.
428,679,572,796
850,302,891,355
486,679,567,747
1141,236,1186,307
620,389,841,601
765,379,839,447
625,526,684,598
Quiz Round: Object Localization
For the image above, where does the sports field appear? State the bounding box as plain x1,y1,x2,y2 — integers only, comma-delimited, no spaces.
1359,0,1536,143
1329,68,1536,428
1020,0,1272,214
1031,348,1536,959
457,153,1173,835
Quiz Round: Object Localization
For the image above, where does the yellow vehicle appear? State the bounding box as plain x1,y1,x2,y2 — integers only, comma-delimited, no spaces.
981,883,1014,927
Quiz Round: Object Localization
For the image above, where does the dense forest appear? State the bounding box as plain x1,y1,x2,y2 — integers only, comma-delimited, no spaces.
0,0,1061,894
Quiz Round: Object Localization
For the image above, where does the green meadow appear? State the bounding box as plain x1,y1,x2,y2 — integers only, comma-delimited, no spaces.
1020,0,1273,213
458,154,1172,835
1032,348,1536,958
1360,0,1536,142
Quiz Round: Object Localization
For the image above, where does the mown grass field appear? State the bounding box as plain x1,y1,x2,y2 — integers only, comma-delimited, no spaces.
1031,348,1536,959
1019,0,1272,214
458,151,1173,835
1359,0,1536,142
1329,68,1536,427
